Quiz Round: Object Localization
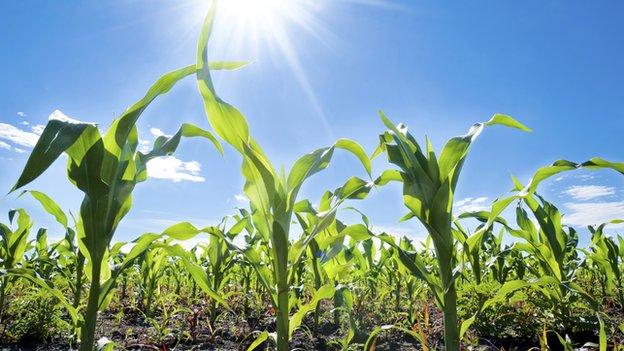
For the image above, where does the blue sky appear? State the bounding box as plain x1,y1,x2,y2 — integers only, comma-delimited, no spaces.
0,0,623,244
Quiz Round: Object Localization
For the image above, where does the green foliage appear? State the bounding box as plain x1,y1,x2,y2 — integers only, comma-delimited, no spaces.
374,111,530,350
2,2,624,351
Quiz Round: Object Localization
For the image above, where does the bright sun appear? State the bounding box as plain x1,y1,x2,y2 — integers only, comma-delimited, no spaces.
216,0,314,53
220,0,294,23
183,0,334,134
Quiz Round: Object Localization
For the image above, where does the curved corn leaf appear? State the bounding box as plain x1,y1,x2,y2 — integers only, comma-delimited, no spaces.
288,284,335,337
246,331,270,351
364,324,425,351
19,190,68,228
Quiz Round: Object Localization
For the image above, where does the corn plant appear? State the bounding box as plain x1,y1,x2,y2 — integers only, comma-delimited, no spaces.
199,215,246,327
10,66,227,350
453,212,508,285
586,221,624,306
480,225,525,284
20,190,86,309
0,209,33,319
373,112,530,350
458,159,624,349
295,200,373,329
191,4,373,349
138,242,170,317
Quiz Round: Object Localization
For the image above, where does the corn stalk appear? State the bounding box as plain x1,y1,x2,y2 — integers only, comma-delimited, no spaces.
374,112,530,350
11,66,226,350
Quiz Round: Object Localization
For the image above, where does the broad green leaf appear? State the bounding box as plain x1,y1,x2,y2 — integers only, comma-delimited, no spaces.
162,222,202,241
12,120,97,192
21,190,68,228
485,114,532,132
246,331,270,351
289,284,335,337
335,138,371,176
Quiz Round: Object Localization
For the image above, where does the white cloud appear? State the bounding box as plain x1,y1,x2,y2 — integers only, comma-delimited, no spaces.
20,121,29,126
576,174,595,181
17,112,26,117
31,124,45,135
48,109,85,124
563,201,624,228
150,128,164,137
146,156,205,182
234,193,249,205
0,141,11,150
371,225,426,241
14,148,26,153
562,185,615,201
0,123,39,147
150,128,171,138
139,140,151,152
454,197,489,213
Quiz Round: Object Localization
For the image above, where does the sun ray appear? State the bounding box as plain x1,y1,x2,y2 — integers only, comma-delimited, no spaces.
173,0,399,139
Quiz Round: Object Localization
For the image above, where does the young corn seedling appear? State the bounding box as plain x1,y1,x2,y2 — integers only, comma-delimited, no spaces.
295,198,373,329
20,190,86,309
138,241,170,317
0,209,33,319
192,4,373,349
373,112,531,350
586,221,624,307
10,68,225,350
200,215,246,328
453,211,508,285
458,159,624,349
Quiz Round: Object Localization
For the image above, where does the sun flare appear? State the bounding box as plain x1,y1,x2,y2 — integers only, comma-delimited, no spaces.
220,0,295,25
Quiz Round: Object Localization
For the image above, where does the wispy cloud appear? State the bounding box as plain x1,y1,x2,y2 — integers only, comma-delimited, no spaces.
562,185,615,201
563,201,624,228
0,123,39,148
371,225,426,241
454,197,489,213
0,141,11,150
48,109,84,124
576,174,595,181
146,156,205,182
31,124,45,135
234,193,249,205
139,139,151,152
150,128,170,138
0,110,79,151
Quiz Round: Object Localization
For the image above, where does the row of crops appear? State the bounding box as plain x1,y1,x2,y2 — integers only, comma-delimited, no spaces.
1,4,623,351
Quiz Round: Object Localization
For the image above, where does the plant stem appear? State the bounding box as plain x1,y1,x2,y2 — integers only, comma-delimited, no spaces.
442,282,459,351
79,260,101,351
73,251,85,309
276,281,289,351
0,276,7,321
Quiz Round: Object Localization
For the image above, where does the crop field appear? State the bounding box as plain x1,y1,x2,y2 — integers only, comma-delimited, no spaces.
0,1,623,351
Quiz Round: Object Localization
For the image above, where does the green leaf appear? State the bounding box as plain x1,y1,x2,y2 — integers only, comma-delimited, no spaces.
364,325,425,350
159,244,229,309
209,61,249,70
246,331,270,351
289,284,335,337
485,114,532,132
162,222,202,241
11,119,97,192
335,138,371,176
196,2,250,153
21,190,68,228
